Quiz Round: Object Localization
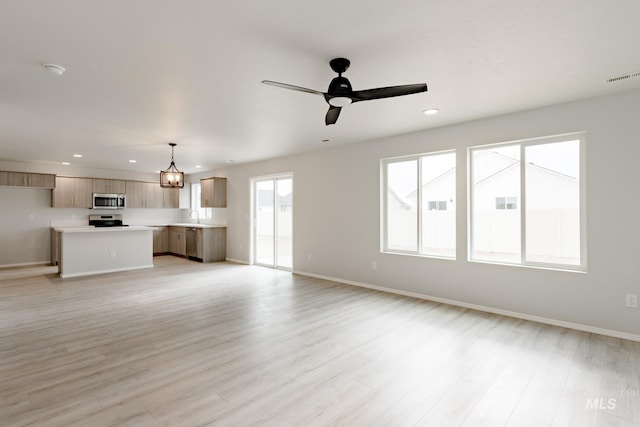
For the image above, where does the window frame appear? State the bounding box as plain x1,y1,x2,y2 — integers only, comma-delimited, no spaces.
468,132,587,272
381,149,457,259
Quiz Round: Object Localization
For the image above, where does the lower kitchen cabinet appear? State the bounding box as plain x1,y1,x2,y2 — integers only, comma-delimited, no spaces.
153,227,169,255
157,226,226,262
168,227,186,256
197,227,226,262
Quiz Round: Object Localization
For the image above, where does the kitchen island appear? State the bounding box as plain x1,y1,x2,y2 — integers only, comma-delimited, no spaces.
54,226,154,278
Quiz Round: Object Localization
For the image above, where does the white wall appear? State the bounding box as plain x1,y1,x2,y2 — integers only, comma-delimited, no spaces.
205,89,640,337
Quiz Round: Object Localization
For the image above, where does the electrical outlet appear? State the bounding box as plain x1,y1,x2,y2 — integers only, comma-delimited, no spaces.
307,253,312,261
28,213,34,220
371,261,377,270
626,294,638,308
110,250,117,258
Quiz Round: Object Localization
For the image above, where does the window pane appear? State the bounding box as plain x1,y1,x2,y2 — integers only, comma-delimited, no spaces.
525,140,580,265
386,160,417,252
276,178,293,269
421,152,456,257
256,180,275,265
471,146,521,263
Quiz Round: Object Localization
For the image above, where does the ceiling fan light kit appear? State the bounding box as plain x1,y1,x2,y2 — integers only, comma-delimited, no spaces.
262,57,428,125
160,143,184,188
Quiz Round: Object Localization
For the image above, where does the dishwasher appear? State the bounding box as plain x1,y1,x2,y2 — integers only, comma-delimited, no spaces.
186,227,198,259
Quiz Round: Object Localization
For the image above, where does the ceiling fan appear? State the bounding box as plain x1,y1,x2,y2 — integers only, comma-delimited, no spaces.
262,58,428,125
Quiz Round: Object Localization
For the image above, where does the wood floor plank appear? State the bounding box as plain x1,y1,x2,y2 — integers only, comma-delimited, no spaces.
0,256,638,426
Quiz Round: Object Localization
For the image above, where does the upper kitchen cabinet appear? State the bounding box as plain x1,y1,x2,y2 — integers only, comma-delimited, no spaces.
93,178,126,194
0,171,55,188
163,183,191,209
126,181,164,209
201,177,226,208
163,188,179,209
52,176,93,208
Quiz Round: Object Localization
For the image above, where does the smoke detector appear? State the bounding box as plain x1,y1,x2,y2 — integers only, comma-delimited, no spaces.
43,64,66,76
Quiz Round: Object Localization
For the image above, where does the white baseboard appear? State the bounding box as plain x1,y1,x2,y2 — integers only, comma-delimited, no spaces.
0,260,52,269
225,258,250,265
293,270,640,343
60,264,154,279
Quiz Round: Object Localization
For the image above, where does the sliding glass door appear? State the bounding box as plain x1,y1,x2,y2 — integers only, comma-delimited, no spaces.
253,175,293,270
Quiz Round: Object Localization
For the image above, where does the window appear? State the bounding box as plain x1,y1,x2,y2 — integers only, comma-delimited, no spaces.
495,196,517,210
382,150,456,258
190,183,212,219
428,200,448,211
469,133,585,270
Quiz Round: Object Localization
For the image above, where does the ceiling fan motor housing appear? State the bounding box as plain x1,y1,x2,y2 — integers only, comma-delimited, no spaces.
328,76,352,96
329,57,351,74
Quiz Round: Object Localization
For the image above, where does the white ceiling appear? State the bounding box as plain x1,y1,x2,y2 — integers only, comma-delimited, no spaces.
2,0,640,174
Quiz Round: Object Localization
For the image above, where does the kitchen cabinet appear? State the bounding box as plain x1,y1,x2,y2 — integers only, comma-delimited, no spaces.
201,177,226,207
197,227,226,262
168,227,187,256
160,184,190,208
163,188,180,208
52,176,93,208
0,171,55,188
153,226,169,254
93,178,126,194
126,181,163,208
163,225,226,261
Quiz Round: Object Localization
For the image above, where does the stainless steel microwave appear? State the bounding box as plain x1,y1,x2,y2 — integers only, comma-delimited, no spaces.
93,193,126,209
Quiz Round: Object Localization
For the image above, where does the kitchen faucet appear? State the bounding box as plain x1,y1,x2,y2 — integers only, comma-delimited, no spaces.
189,210,200,224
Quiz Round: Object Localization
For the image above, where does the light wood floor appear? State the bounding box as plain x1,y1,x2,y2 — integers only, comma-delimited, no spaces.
1,256,638,427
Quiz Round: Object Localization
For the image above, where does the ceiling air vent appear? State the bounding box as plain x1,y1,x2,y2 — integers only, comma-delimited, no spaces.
605,71,640,83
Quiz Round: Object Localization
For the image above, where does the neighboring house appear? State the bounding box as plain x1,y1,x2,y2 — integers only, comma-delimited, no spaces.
390,150,579,261
473,150,580,262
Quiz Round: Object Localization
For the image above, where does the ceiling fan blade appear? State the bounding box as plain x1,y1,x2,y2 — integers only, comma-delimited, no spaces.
351,83,428,102
261,80,324,96
325,106,341,125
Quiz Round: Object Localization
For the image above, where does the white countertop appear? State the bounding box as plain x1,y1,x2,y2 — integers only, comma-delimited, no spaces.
155,223,227,228
54,226,155,233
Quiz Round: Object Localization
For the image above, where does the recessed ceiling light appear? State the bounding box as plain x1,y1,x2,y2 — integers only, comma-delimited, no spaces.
129,160,137,163
73,154,82,158
195,165,202,169
43,64,66,76
62,162,70,165
423,108,439,115
226,160,235,163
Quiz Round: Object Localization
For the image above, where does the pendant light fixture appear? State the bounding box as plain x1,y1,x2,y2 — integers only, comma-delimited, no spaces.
160,143,184,188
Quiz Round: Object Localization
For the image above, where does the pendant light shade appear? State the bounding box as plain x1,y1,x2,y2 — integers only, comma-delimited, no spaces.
160,143,184,188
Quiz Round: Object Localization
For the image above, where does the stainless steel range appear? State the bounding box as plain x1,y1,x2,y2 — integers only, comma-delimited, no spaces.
88,214,128,227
